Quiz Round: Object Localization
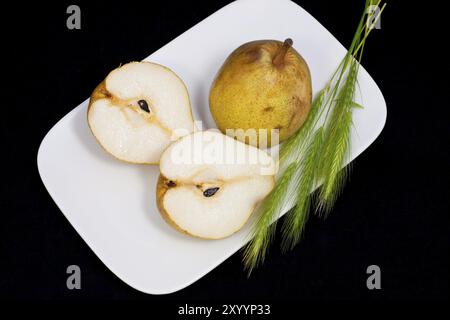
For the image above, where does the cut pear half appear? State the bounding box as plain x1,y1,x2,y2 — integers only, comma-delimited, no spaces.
157,131,276,239
88,61,195,164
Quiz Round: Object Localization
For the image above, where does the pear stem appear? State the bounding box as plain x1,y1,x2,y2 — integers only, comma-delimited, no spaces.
272,38,293,66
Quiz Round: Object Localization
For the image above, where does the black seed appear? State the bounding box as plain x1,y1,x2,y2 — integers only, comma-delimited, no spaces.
203,187,219,197
167,180,176,187
138,99,150,113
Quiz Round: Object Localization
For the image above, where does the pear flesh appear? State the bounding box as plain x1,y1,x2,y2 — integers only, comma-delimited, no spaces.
88,61,195,164
210,38,312,147
157,131,276,239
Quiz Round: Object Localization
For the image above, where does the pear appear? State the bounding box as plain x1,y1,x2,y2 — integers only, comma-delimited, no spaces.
88,61,195,164
210,39,312,147
157,130,276,239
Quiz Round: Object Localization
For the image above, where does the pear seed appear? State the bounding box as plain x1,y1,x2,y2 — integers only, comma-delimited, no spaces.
138,99,150,113
203,187,219,197
167,180,176,187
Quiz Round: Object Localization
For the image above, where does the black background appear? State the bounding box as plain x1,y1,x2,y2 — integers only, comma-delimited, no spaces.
2,0,448,308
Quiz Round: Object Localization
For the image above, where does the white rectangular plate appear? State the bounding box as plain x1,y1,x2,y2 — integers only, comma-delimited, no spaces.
37,0,386,294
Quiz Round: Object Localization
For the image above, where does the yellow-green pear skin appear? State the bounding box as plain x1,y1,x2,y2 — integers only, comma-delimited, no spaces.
209,39,312,147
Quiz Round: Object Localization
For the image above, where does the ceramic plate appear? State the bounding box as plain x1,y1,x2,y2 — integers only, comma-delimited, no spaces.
37,0,386,294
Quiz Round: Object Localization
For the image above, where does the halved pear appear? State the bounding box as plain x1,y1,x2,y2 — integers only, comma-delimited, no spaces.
157,130,276,239
88,61,195,164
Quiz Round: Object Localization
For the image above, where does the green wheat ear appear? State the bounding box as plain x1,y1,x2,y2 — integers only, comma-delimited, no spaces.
242,163,296,274
317,61,359,213
242,0,386,272
281,127,324,251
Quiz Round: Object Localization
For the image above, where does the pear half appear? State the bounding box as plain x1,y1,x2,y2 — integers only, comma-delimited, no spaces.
157,131,276,239
88,61,195,164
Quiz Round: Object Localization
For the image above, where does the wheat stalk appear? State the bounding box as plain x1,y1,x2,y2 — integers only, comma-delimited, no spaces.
281,127,324,250
242,163,296,273
242,0,386,272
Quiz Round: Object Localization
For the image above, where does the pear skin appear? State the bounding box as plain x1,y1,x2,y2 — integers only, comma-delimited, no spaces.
209,39,312,147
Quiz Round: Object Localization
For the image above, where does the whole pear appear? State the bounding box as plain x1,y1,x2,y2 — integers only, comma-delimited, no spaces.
210,38,312,147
